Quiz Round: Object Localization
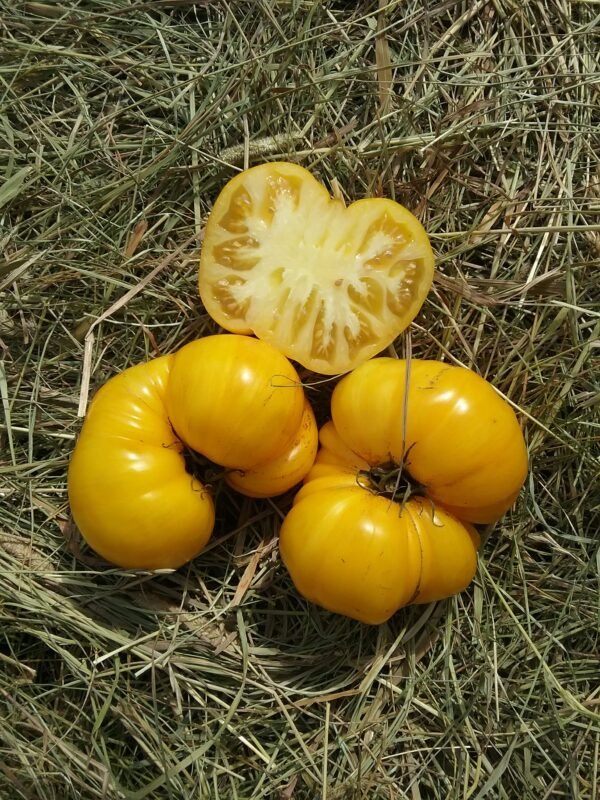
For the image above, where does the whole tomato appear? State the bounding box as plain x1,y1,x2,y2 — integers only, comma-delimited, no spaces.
68,335,317,569
279,358,528,624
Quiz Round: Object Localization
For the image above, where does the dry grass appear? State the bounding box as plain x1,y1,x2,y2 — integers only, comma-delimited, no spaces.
1,2,599,798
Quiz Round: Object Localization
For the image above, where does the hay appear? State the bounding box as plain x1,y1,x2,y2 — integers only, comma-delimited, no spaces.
1,2,598,798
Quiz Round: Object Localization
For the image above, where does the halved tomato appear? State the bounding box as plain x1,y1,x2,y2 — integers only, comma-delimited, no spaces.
198,162,435,375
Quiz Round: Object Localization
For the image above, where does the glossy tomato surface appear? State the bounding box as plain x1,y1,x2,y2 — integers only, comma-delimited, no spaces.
331,358,528,523
279,358,528,624
226,400,318,498
68,335,319,569
165,335,306,471
67,356,215,570
198,162,434,375
280,485,479,625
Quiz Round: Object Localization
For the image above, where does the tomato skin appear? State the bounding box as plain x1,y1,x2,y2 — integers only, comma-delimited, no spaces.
279,489,478,625
279,358,527,624
67,356,215,570
280,487,420,625
226,400,318,498
68,335,317,569
166,335,304,470
331,358,528,524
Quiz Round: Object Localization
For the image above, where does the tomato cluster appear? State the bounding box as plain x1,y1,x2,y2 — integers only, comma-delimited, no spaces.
68,163,528,624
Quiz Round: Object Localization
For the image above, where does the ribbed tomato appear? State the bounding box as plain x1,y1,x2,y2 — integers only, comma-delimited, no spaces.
279,358,528,624
68,335,318,569
67,355,215,570
165,335,308,470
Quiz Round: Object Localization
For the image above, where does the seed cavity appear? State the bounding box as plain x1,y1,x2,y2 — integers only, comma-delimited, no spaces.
219,186,253,233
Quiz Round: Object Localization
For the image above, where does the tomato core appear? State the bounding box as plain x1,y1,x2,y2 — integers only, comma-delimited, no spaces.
360,452,425,505
181,445,226,488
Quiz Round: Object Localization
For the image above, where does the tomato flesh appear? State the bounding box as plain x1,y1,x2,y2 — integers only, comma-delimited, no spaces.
199,162,435,375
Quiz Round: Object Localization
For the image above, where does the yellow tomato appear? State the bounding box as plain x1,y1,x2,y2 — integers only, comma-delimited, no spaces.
280,486,479,625
198,162,434,375
68,335,318,569
225,400,318,498
67,355,215,570
279,359,528,624
165,335,305,470
331,358,528,523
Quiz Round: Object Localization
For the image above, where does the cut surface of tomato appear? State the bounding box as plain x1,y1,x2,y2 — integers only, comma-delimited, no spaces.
199,162,435,375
